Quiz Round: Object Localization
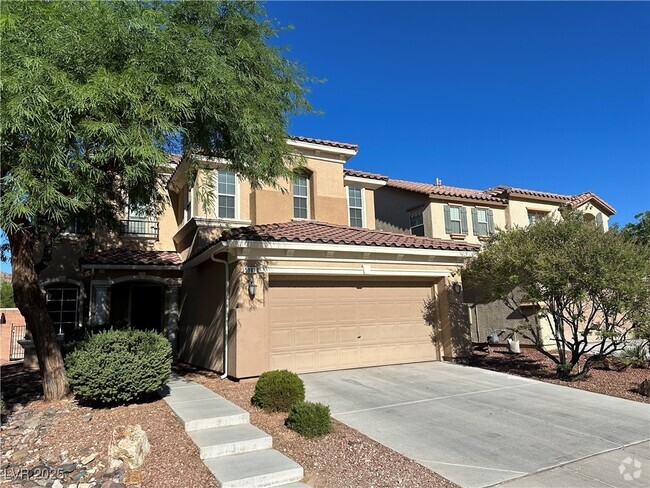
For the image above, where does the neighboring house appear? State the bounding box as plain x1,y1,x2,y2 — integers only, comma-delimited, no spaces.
374,177,616,346
36,136,479,379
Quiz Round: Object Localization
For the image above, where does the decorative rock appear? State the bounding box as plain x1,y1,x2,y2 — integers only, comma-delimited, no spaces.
108,425,150,469
81,453,97,465
11,449,28,463
52,481,63,488
639,378,650,397
59,462,76,473
82,414,92,422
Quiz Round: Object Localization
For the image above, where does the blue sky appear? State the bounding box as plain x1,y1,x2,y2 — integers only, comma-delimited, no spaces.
265,1,649,225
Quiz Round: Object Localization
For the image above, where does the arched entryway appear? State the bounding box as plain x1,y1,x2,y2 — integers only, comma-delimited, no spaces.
109,281,164,332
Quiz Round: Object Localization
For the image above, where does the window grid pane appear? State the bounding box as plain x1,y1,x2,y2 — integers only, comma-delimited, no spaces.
293,175,309,218
218,195,235,219
294,196,308,219
216,169,236,219
46,287,78,336
349,208,363,227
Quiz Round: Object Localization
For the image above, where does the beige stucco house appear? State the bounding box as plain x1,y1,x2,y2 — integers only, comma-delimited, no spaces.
38,136,480,379
373,177,616,346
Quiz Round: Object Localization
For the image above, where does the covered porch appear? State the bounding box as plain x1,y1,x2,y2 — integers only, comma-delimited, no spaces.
81,249,182,354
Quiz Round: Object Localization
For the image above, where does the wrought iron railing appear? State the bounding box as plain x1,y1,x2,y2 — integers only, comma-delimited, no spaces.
10,325,26,361
120,219,159,239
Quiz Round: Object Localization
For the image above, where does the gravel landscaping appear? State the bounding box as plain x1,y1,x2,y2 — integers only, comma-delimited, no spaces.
468,346,650,403
174,363,459,488
0,363,218,488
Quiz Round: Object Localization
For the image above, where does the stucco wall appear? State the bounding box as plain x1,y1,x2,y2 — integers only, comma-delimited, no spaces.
178,259,226,372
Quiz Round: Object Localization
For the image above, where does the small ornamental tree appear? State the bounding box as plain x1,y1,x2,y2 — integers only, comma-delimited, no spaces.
462,212,650,379
1,1,312,400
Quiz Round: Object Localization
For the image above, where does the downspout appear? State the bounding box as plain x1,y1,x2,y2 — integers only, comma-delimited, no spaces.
211,253,230,379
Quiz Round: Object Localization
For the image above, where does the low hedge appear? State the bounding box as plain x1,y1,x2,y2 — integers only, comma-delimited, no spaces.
251,369,305,412
65,329,172,405
285,401,331,438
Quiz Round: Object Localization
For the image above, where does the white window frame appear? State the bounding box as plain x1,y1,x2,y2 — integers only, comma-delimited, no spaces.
45,287,79,336
448,205,463,234
293,174,310,220
346,186,365,228
184,184,193,224
215,168,238,220
475,208,489,236
527,209,548,226
410,212,425,236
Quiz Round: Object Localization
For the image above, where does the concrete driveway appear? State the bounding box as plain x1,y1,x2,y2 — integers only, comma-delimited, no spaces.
301,362,650,488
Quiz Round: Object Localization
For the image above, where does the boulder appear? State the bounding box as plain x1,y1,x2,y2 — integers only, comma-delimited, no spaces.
108,425,150,469
638,378,650,397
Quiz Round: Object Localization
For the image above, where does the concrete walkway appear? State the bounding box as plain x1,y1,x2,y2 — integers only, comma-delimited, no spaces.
301,362,650,488
161,375,308,488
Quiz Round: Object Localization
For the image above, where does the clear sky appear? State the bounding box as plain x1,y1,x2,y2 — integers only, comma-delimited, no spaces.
265,0,649,225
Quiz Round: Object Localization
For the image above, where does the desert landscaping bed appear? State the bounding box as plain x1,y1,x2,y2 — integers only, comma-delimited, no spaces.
0,363,218,488
174,363,459,488
468,346,649,403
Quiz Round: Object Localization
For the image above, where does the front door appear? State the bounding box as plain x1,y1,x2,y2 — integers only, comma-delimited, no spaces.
130,284,163,332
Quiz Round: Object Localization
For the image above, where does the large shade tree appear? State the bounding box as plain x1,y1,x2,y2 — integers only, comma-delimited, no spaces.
462,213,650,379
1,1,312,400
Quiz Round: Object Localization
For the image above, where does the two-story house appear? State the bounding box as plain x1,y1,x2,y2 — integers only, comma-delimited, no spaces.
374,177,616,346
38,136,480,379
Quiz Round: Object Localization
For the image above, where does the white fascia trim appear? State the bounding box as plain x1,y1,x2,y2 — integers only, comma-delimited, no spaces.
287,139,358,158
344,175,387,189
181,241,229,270
267,265,449,278
81,264,181,271
233,255,458,267
228,239,477,259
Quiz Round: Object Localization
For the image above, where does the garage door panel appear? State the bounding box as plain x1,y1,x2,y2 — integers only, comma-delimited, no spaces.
269,280,437,373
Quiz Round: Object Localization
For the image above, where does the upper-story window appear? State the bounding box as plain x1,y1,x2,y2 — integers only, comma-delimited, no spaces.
293,174,309,219
122,199,159,239
527,210,548,225
444,205,468,235
348,187,364,227
410,212,425,236
217,169,236,219
184,184,193,224
472,207,494,236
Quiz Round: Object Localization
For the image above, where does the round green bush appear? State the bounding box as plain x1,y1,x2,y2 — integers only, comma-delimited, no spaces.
65,329,172,405
285,401,331,438
251,369,305,412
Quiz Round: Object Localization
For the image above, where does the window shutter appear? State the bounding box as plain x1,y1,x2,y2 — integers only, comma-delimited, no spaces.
444,205,452,234
596,212,603,231
460,207,468,235
471,208,479,236
487,209,495,234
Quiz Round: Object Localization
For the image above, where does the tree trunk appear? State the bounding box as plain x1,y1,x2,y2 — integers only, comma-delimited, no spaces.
9,227,69,400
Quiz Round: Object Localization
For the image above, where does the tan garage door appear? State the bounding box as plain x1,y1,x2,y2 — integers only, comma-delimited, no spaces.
268,279,438,373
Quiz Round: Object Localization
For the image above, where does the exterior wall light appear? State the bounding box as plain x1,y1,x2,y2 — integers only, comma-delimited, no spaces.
248,278,257,298
452,282,463,295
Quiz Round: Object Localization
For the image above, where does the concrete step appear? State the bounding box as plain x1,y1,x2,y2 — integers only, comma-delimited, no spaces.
189,423,273,459
204,449,304,488
165,396,249,432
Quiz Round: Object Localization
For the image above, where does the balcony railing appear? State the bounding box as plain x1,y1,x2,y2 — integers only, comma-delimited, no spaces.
120,219,159,240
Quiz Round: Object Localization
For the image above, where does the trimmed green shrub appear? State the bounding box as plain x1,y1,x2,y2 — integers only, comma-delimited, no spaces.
65,329,172,405
251,369,305,412
285,401,331,438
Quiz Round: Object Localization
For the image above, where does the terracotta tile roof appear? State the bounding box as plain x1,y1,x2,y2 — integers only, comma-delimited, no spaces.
216,220,479,252
568,191,616,214
81,249,182,267
487,186,616,215
289,135,359,151
387,179,507,203
344,168,388,181
486,185,573,202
